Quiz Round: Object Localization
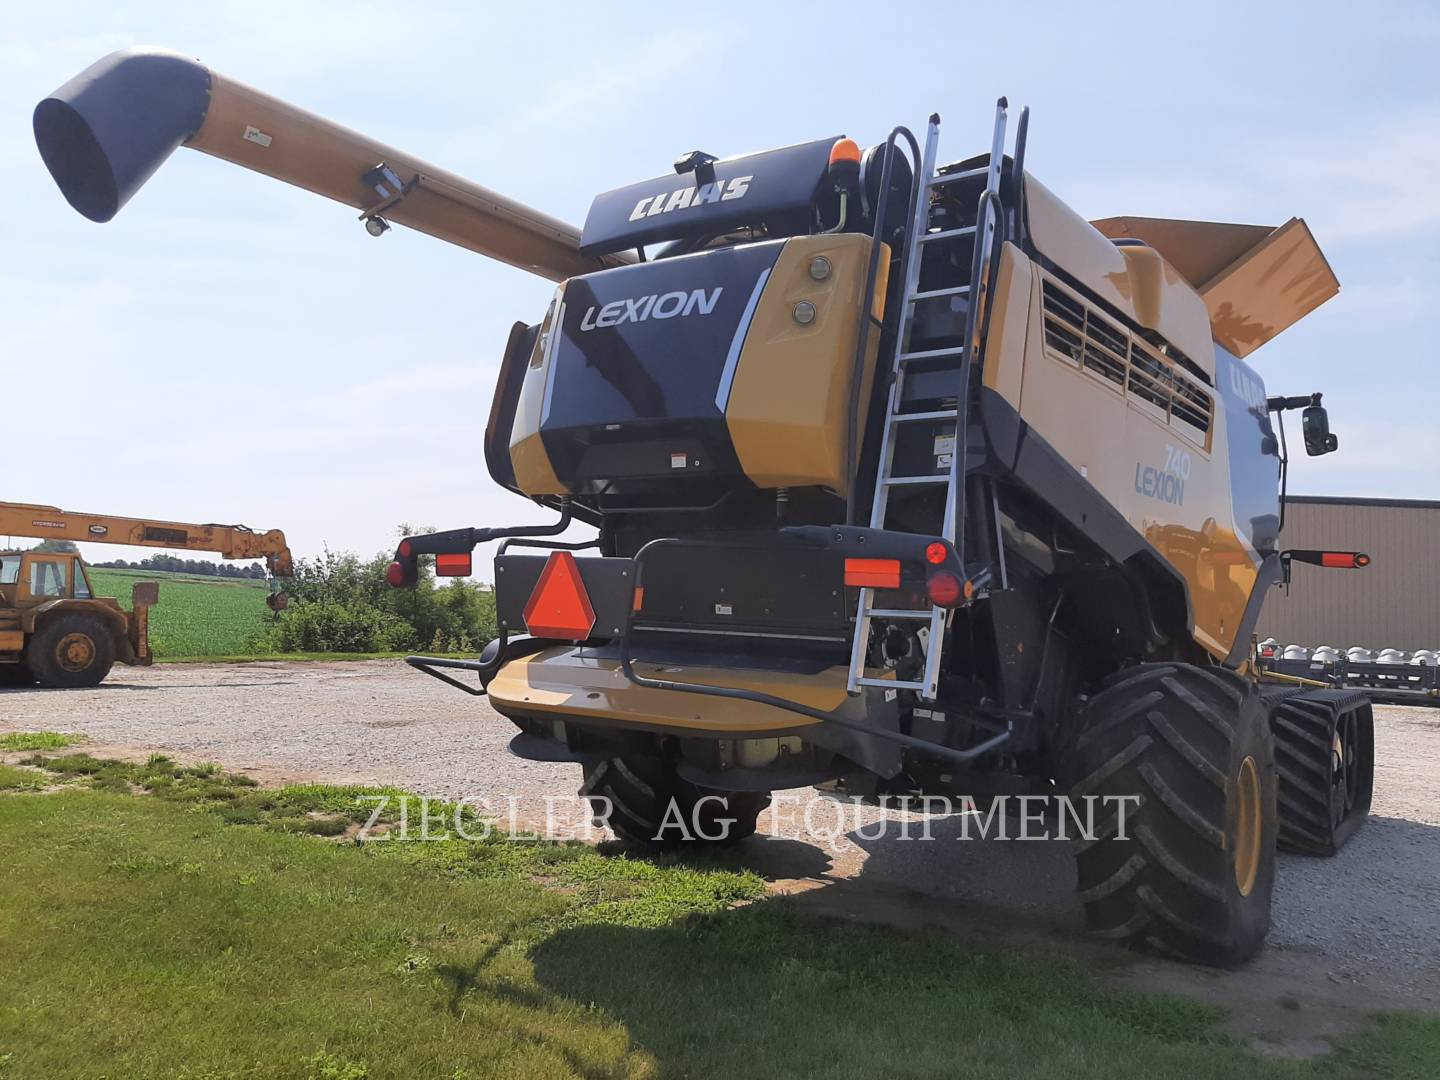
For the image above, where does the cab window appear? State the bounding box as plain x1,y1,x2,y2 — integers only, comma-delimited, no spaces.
0,556,19,585
29,559,69,598
73,559,92,599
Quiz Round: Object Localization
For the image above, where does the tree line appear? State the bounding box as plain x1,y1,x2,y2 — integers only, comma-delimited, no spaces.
92,554,269,579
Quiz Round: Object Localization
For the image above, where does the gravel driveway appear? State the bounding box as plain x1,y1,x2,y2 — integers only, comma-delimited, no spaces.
4,659,1438,1030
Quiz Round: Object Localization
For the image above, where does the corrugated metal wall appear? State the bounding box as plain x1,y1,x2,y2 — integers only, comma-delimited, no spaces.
1257,497,1440,652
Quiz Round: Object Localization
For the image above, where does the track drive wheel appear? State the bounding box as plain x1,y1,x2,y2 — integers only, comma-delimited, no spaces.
1269,691,1374,855
1063,663,1276,966
581,757,771,848
28,613,115,689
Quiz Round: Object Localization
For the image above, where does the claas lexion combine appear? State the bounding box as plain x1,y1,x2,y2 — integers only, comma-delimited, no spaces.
38,49,1378,964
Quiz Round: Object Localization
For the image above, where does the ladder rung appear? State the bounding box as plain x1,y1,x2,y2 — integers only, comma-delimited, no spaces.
889,408,958,424
867,608,937,619
898,345,966,364
884,475,948,486
927,165,989,188
857,676,927,692
918,226,976,244
909,285,970,303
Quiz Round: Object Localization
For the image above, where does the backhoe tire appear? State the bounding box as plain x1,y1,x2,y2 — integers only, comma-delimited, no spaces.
1062,663,1276,967
581,757,770,848
0,662,34,687
1269,691,1373,856
28,613,115,689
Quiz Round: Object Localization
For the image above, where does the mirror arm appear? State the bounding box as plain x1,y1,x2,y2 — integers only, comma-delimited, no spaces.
1265,391,1323,413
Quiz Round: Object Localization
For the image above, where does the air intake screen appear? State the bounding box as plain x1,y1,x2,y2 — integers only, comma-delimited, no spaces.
1041,278,1212,443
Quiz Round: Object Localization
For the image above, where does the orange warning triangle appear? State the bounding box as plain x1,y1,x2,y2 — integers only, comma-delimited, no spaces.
522,551,597,640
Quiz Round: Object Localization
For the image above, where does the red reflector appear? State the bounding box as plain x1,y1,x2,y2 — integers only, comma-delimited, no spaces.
385,561,406,587
924,542,948,565
845,558,901,589
1321,552,1358,568
523,551,597,640
632,586,645,612
436,552,471,577
926,572,965,607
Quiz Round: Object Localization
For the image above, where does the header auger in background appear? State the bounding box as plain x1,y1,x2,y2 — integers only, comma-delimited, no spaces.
37,52,1365,968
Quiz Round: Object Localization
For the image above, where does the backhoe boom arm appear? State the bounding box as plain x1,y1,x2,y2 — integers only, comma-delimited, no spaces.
0,502,293,577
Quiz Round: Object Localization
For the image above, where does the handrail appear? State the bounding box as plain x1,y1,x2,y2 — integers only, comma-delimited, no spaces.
845,125,922,527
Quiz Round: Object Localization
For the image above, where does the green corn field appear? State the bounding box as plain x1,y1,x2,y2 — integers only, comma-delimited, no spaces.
89,568,276,658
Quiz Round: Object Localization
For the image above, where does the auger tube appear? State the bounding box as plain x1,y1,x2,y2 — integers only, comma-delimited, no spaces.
34,48,611,281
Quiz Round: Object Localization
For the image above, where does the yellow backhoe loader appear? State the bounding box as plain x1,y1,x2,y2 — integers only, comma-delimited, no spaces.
0,502,292,688
35,49,1376,964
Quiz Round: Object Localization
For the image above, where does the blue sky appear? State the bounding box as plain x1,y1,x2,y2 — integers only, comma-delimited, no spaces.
4,1,1438,573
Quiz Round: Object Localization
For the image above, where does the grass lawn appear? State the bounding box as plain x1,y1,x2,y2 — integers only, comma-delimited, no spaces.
0,744,1436,1079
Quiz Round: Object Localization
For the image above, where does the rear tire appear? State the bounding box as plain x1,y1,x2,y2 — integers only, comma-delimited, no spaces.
28,613,115,689
581,757,770,848
1062,663,1276,967
1269,691,1374,855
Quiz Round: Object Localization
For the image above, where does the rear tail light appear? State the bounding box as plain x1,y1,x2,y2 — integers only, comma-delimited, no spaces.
1321,552,1370,568
435,552,472,577
924,542,948,565
385,560,408,587
926,572,965,608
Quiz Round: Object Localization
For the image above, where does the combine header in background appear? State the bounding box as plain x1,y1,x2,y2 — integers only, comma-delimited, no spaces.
38,49,1371,965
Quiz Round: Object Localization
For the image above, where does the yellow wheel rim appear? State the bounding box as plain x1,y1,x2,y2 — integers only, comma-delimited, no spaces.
1233,755,1262,897
55,632,96,673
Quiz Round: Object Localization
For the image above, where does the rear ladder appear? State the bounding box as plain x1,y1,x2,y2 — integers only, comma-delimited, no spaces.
847,99,1015,700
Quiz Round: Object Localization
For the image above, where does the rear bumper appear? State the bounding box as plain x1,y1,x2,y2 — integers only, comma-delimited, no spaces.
488,645,858,734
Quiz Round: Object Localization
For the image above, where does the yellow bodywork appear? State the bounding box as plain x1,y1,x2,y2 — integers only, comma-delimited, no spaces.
489,646,877,732
724,233,888,494
1091,215,1339,360
982,193,1343,658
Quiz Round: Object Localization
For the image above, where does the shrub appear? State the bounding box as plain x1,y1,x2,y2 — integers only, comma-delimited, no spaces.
251,536,497,656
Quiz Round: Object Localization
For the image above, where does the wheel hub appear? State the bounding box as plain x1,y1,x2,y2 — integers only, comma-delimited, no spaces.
55,632,97,673
1233,755,1262,897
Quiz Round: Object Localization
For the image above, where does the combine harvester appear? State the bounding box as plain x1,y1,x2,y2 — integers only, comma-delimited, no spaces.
0,500,292,687
36,49,1373,963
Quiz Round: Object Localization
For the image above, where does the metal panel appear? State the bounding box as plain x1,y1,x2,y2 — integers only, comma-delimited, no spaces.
496,555,635,639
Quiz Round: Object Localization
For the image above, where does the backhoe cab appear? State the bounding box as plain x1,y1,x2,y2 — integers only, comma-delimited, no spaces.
37,50,1369,966
0,550,158,688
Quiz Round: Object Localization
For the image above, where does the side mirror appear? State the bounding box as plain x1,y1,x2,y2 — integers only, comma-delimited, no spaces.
1302,404,1338,456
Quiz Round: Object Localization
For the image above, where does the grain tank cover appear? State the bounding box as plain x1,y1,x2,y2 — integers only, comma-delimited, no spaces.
579,137,840,256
